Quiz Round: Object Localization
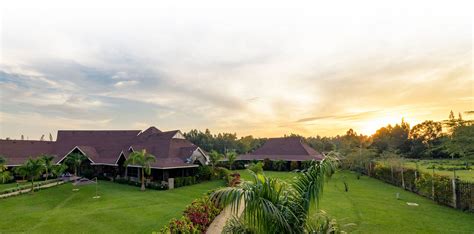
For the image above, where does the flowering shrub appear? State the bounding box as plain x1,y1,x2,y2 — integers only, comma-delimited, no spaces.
160,194,223,233
160,216,199,234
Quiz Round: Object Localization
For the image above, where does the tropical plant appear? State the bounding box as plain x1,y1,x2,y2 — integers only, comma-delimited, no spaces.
247,161,264,174
0,156,6,165
40,154,55,181
64,153,87,176
124,149,156,191
15,158,45,193
0,170,11,184
225,151,237,170
208,150,223,172
211,157,337,233
51,164,68,178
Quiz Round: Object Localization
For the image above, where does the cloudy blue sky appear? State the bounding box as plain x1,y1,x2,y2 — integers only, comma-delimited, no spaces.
0,1,472,139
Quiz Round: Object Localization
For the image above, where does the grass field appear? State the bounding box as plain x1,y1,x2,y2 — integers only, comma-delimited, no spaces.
1,171,473,233
403,160,474,182
0,180,225,233
238,170,474,233
0,179,58,191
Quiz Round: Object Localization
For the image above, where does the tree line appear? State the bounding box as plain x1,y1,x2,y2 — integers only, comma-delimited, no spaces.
184,111,473,160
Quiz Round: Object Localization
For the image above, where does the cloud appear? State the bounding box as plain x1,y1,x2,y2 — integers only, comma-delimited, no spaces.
114,80,139,87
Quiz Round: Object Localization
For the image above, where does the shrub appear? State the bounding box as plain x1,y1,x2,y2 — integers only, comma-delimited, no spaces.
273,160,287,171
263,158,272,170
160,194,224,233
197,165,212,181
160,216,199,234
247,162,264,174
290,161,299,171
301,160,312,170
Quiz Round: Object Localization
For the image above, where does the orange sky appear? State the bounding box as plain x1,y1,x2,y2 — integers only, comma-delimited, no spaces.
0,1,472,139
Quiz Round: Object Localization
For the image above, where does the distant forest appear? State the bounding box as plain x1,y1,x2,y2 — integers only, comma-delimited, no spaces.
184,111,473,160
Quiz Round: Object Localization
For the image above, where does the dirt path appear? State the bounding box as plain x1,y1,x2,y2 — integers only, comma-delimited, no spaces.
0,181,64,199
206,199,245,234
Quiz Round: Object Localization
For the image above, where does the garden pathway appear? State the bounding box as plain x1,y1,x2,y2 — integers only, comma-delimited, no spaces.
0,181,64,199
206,198,245,234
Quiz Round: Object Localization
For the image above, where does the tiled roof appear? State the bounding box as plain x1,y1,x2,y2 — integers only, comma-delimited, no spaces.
0,127,205,168
237,137,324,161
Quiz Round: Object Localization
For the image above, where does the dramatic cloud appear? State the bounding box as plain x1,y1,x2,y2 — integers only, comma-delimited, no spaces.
0,1,472,139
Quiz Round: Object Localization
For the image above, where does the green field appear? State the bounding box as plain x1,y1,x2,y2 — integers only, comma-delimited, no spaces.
0,171,473,233
238,170,474,233
403,160,474,182
0,180,225,233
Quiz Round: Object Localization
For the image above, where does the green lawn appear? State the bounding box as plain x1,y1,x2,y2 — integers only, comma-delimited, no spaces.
0,180,225,233
238,170,474,233
404,160,474,182
1,171,473,233
0,179,58,191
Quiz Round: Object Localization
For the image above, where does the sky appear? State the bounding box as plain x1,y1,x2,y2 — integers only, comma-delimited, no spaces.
0,0,473,140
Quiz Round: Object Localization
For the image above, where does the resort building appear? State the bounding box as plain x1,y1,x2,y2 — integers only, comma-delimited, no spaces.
236,137,324,168
0,127,208,182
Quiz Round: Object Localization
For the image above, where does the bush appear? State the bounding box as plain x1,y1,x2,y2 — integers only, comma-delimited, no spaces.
196,166,212,181
247,162,264,174
263,158,272,170
290,161,299,171
175,176,198,188
160,194,224,233
273,160,287,171
160,216,199,234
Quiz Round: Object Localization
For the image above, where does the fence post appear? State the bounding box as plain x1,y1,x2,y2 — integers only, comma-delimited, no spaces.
452,178,456,208
431,168,435,200
391,165,394,184
401,167,405,189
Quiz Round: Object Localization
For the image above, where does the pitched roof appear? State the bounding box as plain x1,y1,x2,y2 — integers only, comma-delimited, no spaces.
0,140,55,165
0,127,205,168
237,137,324,161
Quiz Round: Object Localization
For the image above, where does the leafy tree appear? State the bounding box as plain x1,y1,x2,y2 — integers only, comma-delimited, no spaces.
211,157,337,233
410,121,443,157
40,154,55,181
225,151,237,170
16,158,44,192
64,153,87,176
124,149,156,191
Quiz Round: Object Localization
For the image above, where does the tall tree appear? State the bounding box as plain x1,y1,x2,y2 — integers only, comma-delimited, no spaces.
64,153,87,176
40,154,55,181
16,158,44,192
124,149,156,191
410,121,443,157
208,150,223,173
225,151,237,170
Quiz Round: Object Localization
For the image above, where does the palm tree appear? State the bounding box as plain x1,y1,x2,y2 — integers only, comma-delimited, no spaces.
211,157,337,233
51,164,67,182
0,156,6,165
225,151,237,170
16,158,45,193
0,170,11,184
40,154,55,181
64,153,87,176
0,159,11,184
124,149,156,191
208,150,223,172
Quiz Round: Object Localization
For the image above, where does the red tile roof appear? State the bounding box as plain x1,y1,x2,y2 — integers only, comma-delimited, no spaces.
0,127,205,168
0,140,55,165
237,137,324,161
